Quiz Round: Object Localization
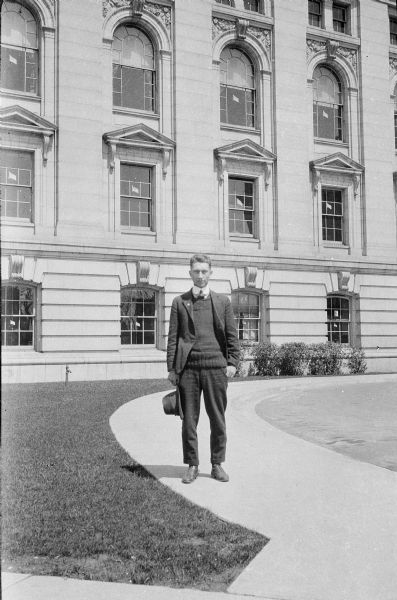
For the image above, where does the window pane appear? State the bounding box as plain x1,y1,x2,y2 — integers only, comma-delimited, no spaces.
1,285,34,347
120,288,157,345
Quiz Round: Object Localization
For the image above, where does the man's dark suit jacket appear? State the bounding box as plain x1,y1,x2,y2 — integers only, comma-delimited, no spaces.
167,290,240,375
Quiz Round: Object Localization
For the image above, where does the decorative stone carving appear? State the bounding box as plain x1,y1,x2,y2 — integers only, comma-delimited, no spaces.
326,39,339,60
212,17,234,39
306,38,326,61
145,2,171,30
236,18,249,40
9,255,24,280
264,163,271,190
244,266,257,288
337,46,357,71
248,26,271,52
353,174,360,199
311,168,321,193
337,271,350,292
390,56,397,77
217,157,226,183
162,148,171,177
103,0,171,31
137,261,150,284
306,38,357,74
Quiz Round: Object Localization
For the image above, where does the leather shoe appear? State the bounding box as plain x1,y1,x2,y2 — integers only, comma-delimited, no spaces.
211,464,229,482
182,465,199,484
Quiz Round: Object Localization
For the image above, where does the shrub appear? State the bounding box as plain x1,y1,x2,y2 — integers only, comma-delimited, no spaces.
235,341,257,377
308,342,343,376
251,342,280,377
345,347,367,374
279,342,310,376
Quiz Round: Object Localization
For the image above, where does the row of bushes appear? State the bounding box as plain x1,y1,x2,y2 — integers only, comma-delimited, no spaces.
237,342,367,377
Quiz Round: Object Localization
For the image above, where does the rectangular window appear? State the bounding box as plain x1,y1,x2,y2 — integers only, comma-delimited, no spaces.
333,3,348,33
1,285,35,347
313,100,343,141
220,85,255,128
308,0,322,27
390,18,397,46
232,292,260,342
0,149,33,220
0,45,39,94
327,295,350,344
229,178,255,236
120,288,157,345
322,188,345,243
244,0,259,11
120,164,152,229
113,64,155,112
216,0,234,5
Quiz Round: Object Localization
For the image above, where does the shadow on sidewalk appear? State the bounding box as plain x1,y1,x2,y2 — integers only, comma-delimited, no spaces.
122,464,212,479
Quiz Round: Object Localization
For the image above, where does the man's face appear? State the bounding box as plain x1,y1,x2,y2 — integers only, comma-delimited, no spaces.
189,261,212,288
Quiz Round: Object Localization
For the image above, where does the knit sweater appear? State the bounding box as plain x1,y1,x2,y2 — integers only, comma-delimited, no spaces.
186,296,227,369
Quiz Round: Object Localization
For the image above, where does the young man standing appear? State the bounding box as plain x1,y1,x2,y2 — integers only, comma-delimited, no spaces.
167,254,240,484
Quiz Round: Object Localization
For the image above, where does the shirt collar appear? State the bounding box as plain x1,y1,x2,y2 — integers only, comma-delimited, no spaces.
192,285,210,299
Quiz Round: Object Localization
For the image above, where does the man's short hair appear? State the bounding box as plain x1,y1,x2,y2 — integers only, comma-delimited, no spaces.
190,254,212,269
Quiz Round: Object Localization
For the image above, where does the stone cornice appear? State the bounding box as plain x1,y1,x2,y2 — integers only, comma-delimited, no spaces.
1,245,396,275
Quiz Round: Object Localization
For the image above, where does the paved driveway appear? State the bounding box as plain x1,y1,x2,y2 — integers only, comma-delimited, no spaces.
255,377,397,471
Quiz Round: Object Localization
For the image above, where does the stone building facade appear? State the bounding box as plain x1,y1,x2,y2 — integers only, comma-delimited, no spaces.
1,0,396,382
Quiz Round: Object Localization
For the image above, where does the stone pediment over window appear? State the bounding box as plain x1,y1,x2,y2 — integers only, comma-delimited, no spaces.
310,152,364,198
215,138,276,163
103,123,175,174
0,105,56,163
310,152,364,175
215,139,276,184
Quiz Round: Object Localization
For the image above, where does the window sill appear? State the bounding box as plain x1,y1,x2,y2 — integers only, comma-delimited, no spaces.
221,123,261,135
322,242,349,249
314,138,349,148
0,88,41,101
1,218,34,228
120,227,155,236
306,28,360,46
113,107,160,120
230,235,259,243
212,4,272,24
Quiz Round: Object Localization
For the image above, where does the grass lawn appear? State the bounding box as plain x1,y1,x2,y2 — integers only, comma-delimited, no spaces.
1,379,267,591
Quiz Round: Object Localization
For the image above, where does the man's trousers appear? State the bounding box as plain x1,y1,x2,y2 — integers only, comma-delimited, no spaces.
178,367,228,466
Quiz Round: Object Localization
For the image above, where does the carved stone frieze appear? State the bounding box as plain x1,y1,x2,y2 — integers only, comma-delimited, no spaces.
306,38,357,73
212,17,271,53
103,0,172,31
337,46,357,71
248,26,271,52
212,17,234,39
145,2,171,30
306,38,326,61
390,56,397,77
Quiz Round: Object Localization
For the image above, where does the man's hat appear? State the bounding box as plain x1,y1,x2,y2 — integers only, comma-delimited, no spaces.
162,387,183,419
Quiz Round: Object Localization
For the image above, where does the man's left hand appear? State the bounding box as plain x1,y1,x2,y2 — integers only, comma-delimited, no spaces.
226,365,236,378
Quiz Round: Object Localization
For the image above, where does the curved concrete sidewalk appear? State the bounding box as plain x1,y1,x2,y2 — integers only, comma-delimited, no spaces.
110,374,397,600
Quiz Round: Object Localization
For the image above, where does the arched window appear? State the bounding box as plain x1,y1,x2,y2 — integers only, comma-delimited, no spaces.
313,66,343,141
1,284,35,347
112,25,155,112
0,1,39,94
327,295,350,344
120,287,157,345
220,47,255,128
231,291,260,341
